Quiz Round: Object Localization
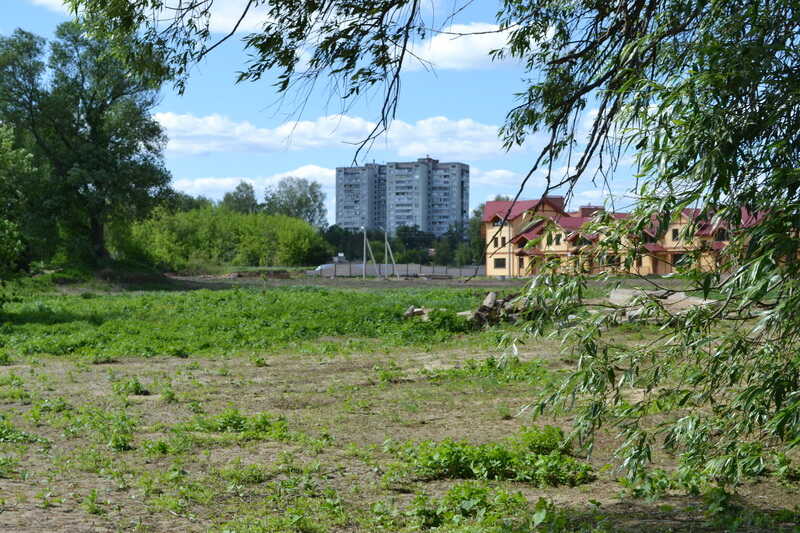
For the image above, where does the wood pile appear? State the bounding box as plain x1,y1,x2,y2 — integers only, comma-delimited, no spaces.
403,291,526,327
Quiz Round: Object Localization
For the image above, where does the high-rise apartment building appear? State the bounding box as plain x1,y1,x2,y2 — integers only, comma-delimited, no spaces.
336,157,469,236
334,163,386,231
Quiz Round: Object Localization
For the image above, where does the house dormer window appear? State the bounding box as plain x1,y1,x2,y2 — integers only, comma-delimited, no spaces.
672,228,679,241
554,233,562,246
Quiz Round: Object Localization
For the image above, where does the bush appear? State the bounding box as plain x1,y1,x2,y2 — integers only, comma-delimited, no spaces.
111,207,330,271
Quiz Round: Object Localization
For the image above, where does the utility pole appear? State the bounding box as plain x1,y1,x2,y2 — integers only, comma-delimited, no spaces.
362,226,367,279
382,227,399,279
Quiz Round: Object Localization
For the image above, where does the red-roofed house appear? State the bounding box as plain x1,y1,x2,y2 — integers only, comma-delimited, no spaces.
482,200,740,277
482,196,568,276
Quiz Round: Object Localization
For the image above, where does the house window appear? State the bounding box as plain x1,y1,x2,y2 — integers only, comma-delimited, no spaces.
554,233,562,246
494,258,506,269
635,256,643,268
715,228,728,241
501,236,507,246
672,228,679,241
518,257,525,270
492,237,499,248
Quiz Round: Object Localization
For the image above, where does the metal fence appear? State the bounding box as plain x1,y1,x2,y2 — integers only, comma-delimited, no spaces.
305,262,485,278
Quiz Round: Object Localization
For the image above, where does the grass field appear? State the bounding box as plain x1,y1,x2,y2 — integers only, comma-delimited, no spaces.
0,278,799,532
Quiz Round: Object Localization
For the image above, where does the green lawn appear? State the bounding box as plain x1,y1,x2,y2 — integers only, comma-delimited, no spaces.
1,286,503,361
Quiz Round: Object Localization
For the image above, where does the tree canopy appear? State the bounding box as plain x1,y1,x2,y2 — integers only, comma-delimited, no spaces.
0,22,171,263
68,0,800,486
263,177,327,228
221,180,260,214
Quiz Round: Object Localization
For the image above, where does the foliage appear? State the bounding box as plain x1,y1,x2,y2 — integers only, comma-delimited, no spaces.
0,124,34,310
423,356,551,386
113,206,330,270
188,408,290,441
2,286,490,359
0,414,47,444
0,22,171,263
407,482,609,532
263,176,327,228
387,426,593,487
221,180,260,214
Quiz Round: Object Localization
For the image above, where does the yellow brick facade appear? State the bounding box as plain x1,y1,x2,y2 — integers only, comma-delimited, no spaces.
483,200,730,278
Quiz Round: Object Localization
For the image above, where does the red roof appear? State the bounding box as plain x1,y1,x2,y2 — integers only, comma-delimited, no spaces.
482,196,567,222
555,216,593,231
710,241,727,251
643,243,666,252
741,207,767,228
510,220,545,244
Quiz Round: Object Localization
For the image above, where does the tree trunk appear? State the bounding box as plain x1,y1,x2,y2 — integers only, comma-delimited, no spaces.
89,216,109,261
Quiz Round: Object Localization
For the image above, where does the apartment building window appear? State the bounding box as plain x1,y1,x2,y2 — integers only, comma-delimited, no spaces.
494,258,506,269
493,237,498,248
501,236,507,246
672,228,679,241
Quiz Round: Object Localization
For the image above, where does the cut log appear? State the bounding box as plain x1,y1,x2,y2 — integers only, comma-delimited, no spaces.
480,292,497,311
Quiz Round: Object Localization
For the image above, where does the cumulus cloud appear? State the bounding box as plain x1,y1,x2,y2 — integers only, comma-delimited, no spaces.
156,112,510,161
172,165,336,199
27,0,267,33
28,0,69,13
406,23,510,71
173,163,536,225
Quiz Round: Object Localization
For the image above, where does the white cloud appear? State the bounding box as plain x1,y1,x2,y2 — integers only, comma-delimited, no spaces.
172,165,337,221
205,1,271,34
172,165,336,199
407,23,510,71
156,112,510,161
470,167,524,187
27,0,267,33
28,0,69,13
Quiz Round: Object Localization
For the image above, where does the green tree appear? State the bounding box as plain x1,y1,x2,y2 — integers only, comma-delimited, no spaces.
221,180,260,214
0,22,171,263
263,177,327,228
72,0,800,487
0,125,34,310
165,191,215,213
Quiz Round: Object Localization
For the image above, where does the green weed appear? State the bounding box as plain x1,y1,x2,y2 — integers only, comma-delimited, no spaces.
0,456,19,478
2,287,492,358
0,415,48,444
82,489,106,515
112,377,150,396
385,426,592,487
188,408,289,442
423,355,551,385
62,407,137,451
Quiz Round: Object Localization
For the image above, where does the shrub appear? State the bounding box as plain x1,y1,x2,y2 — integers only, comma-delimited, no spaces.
113,207,330,271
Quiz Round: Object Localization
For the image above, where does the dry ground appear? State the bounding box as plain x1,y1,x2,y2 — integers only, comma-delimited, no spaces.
1,333,799,532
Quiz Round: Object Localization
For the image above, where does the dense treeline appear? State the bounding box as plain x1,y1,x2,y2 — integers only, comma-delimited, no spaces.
111,207,330,272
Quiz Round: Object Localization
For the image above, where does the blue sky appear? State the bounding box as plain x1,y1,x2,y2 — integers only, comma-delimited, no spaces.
7,0,635,222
